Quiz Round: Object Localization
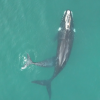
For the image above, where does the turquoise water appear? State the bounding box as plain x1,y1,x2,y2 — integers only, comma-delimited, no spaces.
0,0,100,100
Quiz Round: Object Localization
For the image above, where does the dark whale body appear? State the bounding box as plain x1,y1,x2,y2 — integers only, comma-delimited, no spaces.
22,10,75,100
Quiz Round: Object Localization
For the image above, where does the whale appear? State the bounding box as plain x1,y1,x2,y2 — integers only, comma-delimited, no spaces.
22,10,75,100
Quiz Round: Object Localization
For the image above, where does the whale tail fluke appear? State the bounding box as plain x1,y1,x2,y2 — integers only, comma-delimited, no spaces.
21,54,33,70
32,80,51,100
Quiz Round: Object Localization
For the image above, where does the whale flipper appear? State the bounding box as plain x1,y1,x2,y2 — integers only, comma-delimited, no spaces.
32,80,51,100
32,57,56,67
22,54,56,69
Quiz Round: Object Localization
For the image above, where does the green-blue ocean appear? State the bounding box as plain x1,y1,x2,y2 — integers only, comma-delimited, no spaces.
0,0,100,100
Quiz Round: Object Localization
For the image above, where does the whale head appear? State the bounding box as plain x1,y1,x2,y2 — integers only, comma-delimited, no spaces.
61,10,73,30
65,10,71,30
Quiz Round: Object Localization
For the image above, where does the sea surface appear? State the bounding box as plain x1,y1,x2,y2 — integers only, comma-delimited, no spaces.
0,0,100,100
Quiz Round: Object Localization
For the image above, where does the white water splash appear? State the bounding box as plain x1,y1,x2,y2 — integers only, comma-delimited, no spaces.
20,54,27,71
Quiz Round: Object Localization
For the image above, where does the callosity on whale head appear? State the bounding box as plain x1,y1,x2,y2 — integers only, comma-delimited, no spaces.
61,10,74,31
65,10,71,30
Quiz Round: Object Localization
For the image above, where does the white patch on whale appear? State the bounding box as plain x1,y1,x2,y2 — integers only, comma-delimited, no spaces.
71,11,73,17
65,10,71,30
58,27,61,31
64,11,66,15
73,28,76,32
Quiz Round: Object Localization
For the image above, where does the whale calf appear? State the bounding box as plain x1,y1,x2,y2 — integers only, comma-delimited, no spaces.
22,10,75,100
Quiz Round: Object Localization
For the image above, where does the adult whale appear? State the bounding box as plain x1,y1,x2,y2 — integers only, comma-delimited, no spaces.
22,10,75,100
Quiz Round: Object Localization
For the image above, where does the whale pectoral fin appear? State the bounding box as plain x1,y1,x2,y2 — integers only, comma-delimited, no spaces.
32,80,51,100
54,32,59,41
32,57,56,67
21,54,56,69
54,35,57,41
